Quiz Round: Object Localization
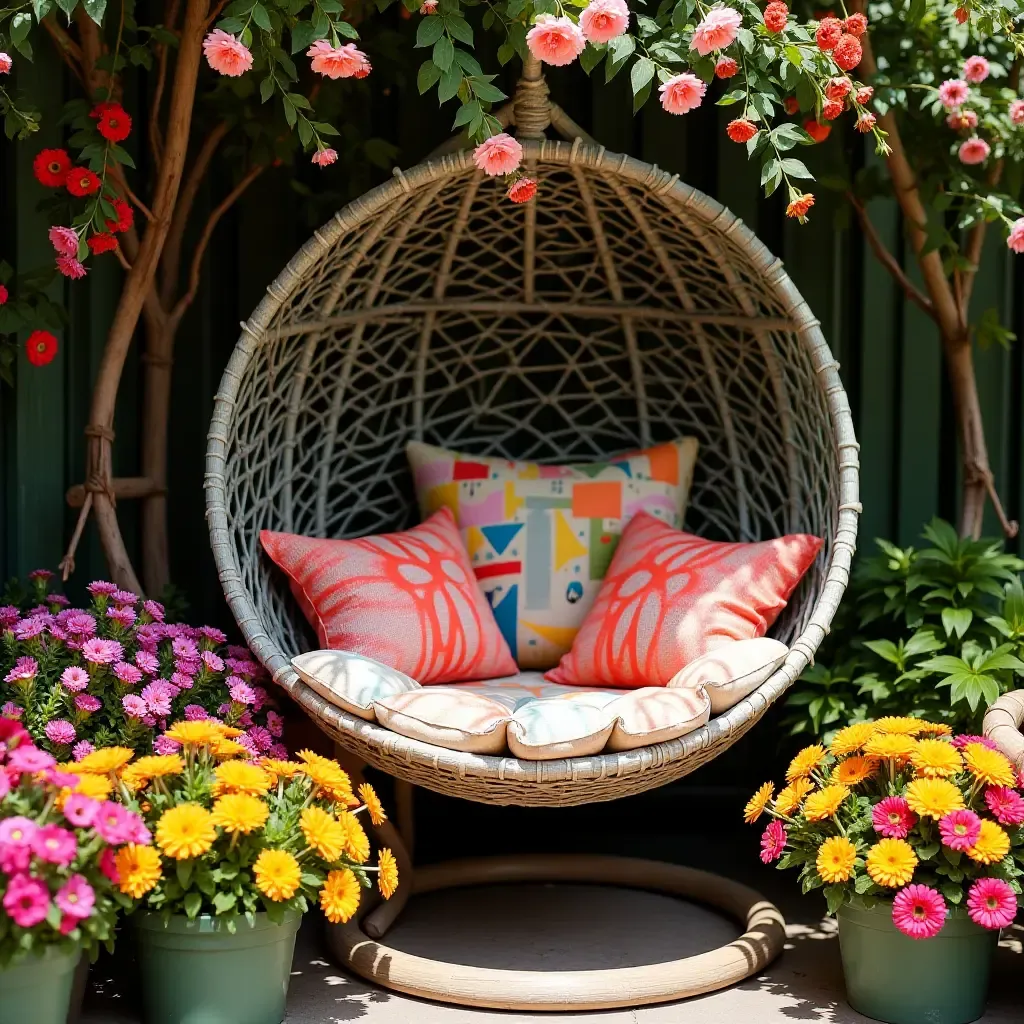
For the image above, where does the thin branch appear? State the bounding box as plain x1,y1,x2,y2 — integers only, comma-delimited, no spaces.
958,160,1004,323
115,247,133,272
150,0,183,166
41,16,87,88
170,164,263,322
847,192,935,320
205,0,229,29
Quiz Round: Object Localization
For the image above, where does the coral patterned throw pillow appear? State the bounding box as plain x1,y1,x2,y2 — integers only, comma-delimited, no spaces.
260,508,517,684
545,512,822,689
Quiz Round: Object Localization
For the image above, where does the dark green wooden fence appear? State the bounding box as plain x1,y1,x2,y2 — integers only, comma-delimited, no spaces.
3,42,1023,626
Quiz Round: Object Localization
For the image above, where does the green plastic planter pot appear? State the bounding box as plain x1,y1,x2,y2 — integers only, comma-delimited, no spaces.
0,943,80,1024
134,910,302,1024
838,902,998,1024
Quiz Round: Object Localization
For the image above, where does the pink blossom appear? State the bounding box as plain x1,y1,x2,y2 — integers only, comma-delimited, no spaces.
269,741,289,760
3,874,50,928
659,72,706,114
122,694,148,719
526,14,586,67
892,884,947,939
62,793,99,828
0,605,19,627
473,133,523,176
247,725,274,753
952,734,998,750
60,666,90,692
153,736,181,755
266,710,284,737
760,819,787,863
946,109,978,130
959,136,991,164
201,650,225,673
690,6,742,55
872,795,917,839
171,637,198,660
107,605,136,628
63,612,96,637
82,637,123,665
580,0,630,44
32,824,77,866
938,79,970,109
13,616,46,640
203,29,253,77
0,772,8,799
74,694,101,713
142,681,173,717
47,593,69,608
0,816,37,850
170,671,194,690
56,255,87,280
311,148,338,167
306,40,370,79
4,657,38,684
198,625,226,644
962,55,990,83
8,745,55,773
87,581,117,597
229,680,256,705
72,740,94,761
94,801,137,845
938,808,981,850
99,846,119,883
0,53,11,74
109,589,136,606
1011,99,1024,125
967,877,1017,930
182,704,209,721
1007,217,1024,254
49,226,79,257
984,786,1024,825
114,661,143,686
56,875,95,921
45,720,76,745
135,651,160,675
142,599,165,622
1,702,24,719
420,0,437,11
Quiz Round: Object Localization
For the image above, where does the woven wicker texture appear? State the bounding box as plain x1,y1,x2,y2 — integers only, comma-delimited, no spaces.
206,70,860,807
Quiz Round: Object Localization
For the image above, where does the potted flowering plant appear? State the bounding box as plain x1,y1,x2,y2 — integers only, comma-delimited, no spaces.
0,718,150,1024
81,721,396,1024
746,718,1023,1024
0,573,286,762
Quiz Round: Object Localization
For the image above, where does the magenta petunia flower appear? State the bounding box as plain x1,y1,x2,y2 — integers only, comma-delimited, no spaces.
872,796,917,839
74,694,101,714
984,787,1024,826
3,873,51,928
94,801,138,845
86,581,117,596
31,824,77,866
967,877,1016,930
72,740,95,761
892,884,947,939
60,666,91,692
44,720,77,745
62,793,100,828
122,694,148,719
938,809,982,850
55,874,95,921
113,661,144,686
760,819,787,864
8,745,55,773
0,816,37,849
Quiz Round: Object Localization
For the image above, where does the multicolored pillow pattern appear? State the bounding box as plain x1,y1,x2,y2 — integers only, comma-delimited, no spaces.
545,511,822,689
406,438,699,670
261,508,517,685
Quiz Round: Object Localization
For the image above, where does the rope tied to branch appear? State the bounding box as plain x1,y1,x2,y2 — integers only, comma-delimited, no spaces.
60,422,118,580
513,56,551,141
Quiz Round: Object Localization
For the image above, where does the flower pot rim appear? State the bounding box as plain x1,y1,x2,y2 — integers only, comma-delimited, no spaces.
133,908,302,935
838,900,991,938
0,941,81,972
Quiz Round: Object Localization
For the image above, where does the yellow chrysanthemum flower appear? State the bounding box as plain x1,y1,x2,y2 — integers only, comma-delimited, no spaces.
829,722,877,757
916,721,953,737
76,746,135,775
296,750,357,806
816,836,857,883
210,793,269,835
116,843,163,898
162,721,225,747
774,778,814,816
320,869,362,924
834,756,877,787
744,782,774,824
873,717,927,737
962,744,1016,788
359,783,387,827
378,847,399,900
863,734,918,762
156,803,217,860
300,806,347,861
865,838,918,887
905,778,964,819
804,784,851,821
338,810,370,864
786,745,826,783
214,761,272,796
253,849,301,902
122,754,186,791
68,773,113,801
211,739,249,759
910,739,962,779
967,819,1011,865
261,759,303,781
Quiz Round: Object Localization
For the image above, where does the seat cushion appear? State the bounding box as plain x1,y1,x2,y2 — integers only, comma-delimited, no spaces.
373,690,512,755
262,508,517,684
669,637,789,714
292,650,420,721
406,438,699,671
546,512,821,688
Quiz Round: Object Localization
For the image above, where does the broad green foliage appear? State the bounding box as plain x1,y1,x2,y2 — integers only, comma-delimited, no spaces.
784,519,1024,739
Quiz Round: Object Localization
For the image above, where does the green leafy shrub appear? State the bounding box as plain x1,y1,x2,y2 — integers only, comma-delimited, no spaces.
783,519,1024,740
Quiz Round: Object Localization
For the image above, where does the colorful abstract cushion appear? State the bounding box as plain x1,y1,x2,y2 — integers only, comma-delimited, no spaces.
261,508,517,685
545,512,822,689
406,438,699,671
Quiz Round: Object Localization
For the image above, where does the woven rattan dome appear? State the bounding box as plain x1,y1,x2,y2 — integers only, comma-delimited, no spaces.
206,61,861,807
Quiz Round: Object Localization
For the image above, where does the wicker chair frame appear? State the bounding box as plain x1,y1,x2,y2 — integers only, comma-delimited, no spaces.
205,60,861,811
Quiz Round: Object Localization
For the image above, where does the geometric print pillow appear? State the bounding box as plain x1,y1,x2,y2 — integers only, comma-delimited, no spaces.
260,508,517,685
406,438,699,670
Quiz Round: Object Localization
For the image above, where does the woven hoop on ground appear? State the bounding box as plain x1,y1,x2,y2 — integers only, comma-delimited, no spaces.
205,122,860,807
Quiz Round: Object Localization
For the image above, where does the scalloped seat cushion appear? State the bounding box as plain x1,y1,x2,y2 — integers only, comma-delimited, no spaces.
262,508,517,684
546,512,821,689
669,637,789,714
406,438,699,671
292,650,419,721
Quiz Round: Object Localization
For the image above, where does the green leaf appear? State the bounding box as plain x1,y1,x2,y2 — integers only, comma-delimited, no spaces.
177,860,194,890
108,144,135,169
432,34,454,72
31,0,53,18
580,43,605,75
452,99,481,129
716,89,746,106
471,80,507,103
916,843,940,860
780,157,813,180
437,67,461,104
863,639,901,665
184,891,203,919
416,15,445,47
445,15,473,45
854,873,877,894
417,59,441,94
497,42,516,65
212,891,237,914
260,76,275,102
290,21,317,54
824,884,846,915
55,0,79,17
942,607,973,639
630,57,655,95
82,0,106,22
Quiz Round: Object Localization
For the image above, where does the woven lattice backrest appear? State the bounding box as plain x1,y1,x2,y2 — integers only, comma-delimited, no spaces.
208,140,859,679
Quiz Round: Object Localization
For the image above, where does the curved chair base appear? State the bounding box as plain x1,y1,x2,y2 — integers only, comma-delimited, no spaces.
327,853,786,1012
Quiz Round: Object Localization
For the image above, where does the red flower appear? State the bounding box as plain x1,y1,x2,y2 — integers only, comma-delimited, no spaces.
786,193,815,220
856,112,877,132
26,330,58,367
726,118,759,143
855,86,874,104
825,77,852,101
833,33,862,71
815,16,843,50
65,167,101,197
715,56,738,79
844,12,868,35
96,105,132,143
822,100,843,120
954,6,968,22
87,232,118,255
0,284,7,305
105,198,134,234
784,96,800,115
804,117,831,142
507,177,537,204
33,148,72,188
763,1,789,32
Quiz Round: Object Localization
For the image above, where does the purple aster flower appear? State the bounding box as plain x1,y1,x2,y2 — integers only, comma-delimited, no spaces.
86,581,117,597
170,672,194,691
198,626,227,644
82,638,123,665
163,624,187,639
134,624,163,649
228,679,256,706
45,720,77,745
27,569,54,583
141,682,173,717
236,711,254,728
952,734,1000,751
268,742,290,760
0,605,20,628
8,745,56,773
63,611,97,637
175,659,201,679
200,650,225,673
111,589,137,607
226,657,257,678
27,605,55,620
2,702,24,719
13,617,47,640
121,694,148,719
72,740,95,761
135,651,160,675
113,662,143,686
4,657,39,684
106,606,137,628
183,704,209,721
236,733,259,757
60,666,90,693
251,686,269,712
47,594,70,608
74,694,101,713
246,726,274,753
153,736,181,755
226,644,250,659
141,600,165,622
171,637,198,660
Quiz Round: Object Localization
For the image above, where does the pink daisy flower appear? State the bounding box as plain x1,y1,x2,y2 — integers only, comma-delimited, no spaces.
114,661,144,686
135,651,160,675
0,605,20,627
13,616,46,640
229,680,256,705
55,874,95,921
246,725,274,753
63,611,97,637
1,702,24,719
110,589,137,606
171,671,195,690
8,745,55,773
74,694,101,713
938,808,981,850
984,786,1024,826
203,29,253,77
122,694,148,719
153,736,181,755
184,704,210,721
962,55,990,83
4,656,39,684
690,6,742,55
959,137,991,164
142,599,166,622
94,801,137,845
107,605,136,628
72,740,94,761
306,40,370,79
938,79,970,109
526,14,586,67
86,580,117,596
3,874,50,928
62,793,99,828
49,226,79,257
967,877,1017,930
952,734,998,750
892,884,947,939
44,719,76,745
760,819,787,863
1008,217,1024,254
580,0,630,44
31,824,78,866
171,637,198,660
82,637,123,665
201,650,225,673
1011,99,1024,125
872,796,917,839
473,133,523,176
659,72,706,115
198,625,226,644
60,666,90,692
266,710,285,738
